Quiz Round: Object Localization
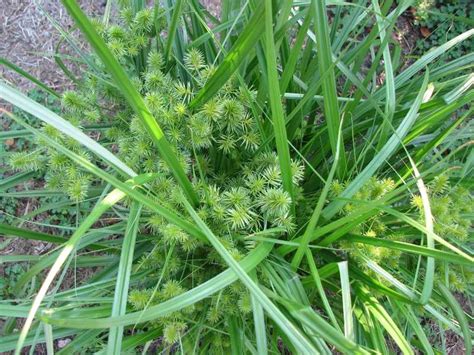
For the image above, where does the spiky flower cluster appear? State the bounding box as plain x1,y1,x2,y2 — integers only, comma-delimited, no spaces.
411,175,473,292
331,177,401,270
8,5,304,350
411,174,472,243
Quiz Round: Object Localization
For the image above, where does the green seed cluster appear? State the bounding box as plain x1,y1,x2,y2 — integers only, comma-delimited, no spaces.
411,175,473,292
9,6,304,350
331,177,402,271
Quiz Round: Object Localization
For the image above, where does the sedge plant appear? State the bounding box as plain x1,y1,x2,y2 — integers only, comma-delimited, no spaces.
0,0,473,353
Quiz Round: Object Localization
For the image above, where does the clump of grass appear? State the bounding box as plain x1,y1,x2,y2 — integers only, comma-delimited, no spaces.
0,1,473,354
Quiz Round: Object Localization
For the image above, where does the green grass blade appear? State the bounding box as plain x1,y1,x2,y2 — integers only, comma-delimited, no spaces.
393,29,474,90
0,223,109,251
344,236,472,266
60,0,198,205
250,271,268,355
0,171,36,191
357,285,413,354
438,282,472,355
43,324,54,355
305,250,340,331
263,0,293,201
0,57,58,97
181,197,317,354
107,203,143,355
395,302,434,355
0,129,31,140
273,295,369,354
338,261,353,341
291,123,342,268
409,158,434,305
13,174,154,355
41,243,273,328
164,0,185,61
323,71,429,220
0,82,136,178
228,315,244,355
310,0,346,177
372,0,396,150
189,3,264,108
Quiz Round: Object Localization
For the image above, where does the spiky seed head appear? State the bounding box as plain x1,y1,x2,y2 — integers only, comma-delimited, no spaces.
262,165,282,187
133,8,154,34
108,25,126,40
246,174,266,195
144,70,165,90
184,48,205,71
119,7,134,25
147,50,164,71
66,174,90,201
223,187,250,208
290,160,305,184
9,151,43,172
162,224,189,245
62,91,87,112
161,280,185,299
238,293,252,313
218,134,237,154
430,174,449,195
201,99,222,121
259,188,291,217
226,207,255,230
107,39,126,58
128,289,154,310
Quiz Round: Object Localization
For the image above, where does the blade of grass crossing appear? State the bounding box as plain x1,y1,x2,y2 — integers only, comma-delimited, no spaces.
250,271,268,355
280,11,311,93
228,316,244,355
395,302,434,355
60,0,198,205
189,2,264,108
0,223,108,251
291,122,342,268
372,0,396,150
322,71,429,220
164,0,185,61
0,58,58,97
305,249,340,332
344,235,471,266
0,171,36,191
338,261,354,341
43,324,54,355
273,295,369,354
107,203,143,355
438,282,472,355
310,0,347,178
394,29,474,90
409,157,434,304
181,197,317,354
263,0,294,201
0,83,136,178
357,285,413,354
14,174,155,355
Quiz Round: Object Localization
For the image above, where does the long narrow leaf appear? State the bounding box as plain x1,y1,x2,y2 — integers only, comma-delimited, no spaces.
107,203,143,355
263,0,293,201
60,0,198,205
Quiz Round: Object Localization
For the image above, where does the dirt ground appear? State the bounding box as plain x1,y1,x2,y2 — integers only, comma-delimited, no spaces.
0,0,219,89
0,0,106,90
